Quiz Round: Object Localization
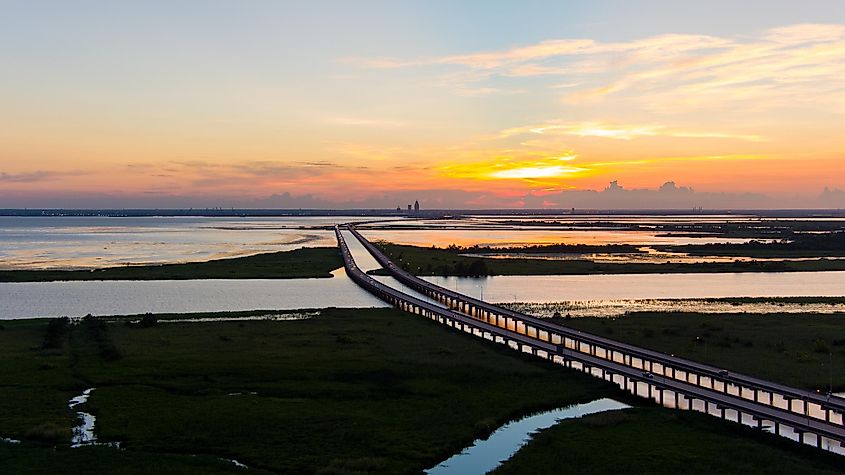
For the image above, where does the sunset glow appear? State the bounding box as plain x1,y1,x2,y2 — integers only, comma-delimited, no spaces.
1,1,844,208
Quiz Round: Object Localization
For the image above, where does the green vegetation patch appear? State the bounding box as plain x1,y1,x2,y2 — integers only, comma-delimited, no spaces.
666,231,845,258
0,444,265,475
0,247,343,282
374,242,845,276
0,308,609,474
559,312,845,391
493,407,845,475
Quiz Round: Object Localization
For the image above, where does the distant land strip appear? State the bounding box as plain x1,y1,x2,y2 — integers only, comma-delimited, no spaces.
0,247,343,282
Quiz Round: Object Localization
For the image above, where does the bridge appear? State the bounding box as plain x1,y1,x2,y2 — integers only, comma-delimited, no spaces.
336,225,845,453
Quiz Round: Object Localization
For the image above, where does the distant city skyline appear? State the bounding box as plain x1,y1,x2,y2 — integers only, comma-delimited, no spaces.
2,1,845,209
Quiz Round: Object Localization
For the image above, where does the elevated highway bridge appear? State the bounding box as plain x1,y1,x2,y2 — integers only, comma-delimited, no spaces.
336,225,845,453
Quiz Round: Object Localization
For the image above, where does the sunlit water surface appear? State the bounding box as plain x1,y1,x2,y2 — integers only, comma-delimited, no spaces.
426,399,630,475
505,299,845,318
426,272,845,303
0,216,381,269
0,268,387,319
365,228,756,248
4,270,845,320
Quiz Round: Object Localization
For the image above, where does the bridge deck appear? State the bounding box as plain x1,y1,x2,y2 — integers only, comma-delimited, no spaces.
346,225,845,426
337,225,845,452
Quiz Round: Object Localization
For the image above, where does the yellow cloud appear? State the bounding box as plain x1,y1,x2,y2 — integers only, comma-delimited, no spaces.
490,165,586,179
440,152,588,183
499,121,764,142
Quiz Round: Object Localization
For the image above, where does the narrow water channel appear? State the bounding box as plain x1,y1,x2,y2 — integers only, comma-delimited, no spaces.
69,388,99,448
426,398,630,475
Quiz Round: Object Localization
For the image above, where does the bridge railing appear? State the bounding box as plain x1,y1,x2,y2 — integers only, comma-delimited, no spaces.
336,226,559,357
337,225,845,450
346,225,845,427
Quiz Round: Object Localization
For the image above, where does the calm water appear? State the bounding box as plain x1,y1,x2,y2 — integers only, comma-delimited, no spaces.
0,215,804,270
4,216,845,320
364,228,755,248
5,270,845,320
507,299,845,319
426,272,845,303
426,399,630,475
69,388,98,448
0,268,387,319
463,250,845,265
0,216,380,269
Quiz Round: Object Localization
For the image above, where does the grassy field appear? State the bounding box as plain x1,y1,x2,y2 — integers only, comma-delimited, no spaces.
0,444,261,475
664,232,845,258
0,308,611,474
493,407,845,475
3,308,845,473
557,312,845,391
373,242,845,276
0,247,342,282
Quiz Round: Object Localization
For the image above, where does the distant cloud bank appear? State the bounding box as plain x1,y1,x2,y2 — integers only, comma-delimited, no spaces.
3,182,844,210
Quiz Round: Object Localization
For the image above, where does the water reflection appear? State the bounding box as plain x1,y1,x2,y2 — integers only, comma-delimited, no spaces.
426,399,630,475
366,229,755,249
0,216,380,270
5,270,844,320
0,268,387,320
463,249,845,265
69,388,97,448
426,272,845,303
506,299,845,319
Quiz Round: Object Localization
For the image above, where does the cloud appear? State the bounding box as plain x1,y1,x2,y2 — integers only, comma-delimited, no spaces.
0,170,85,183
348,23,845,112
439,152,584,183
5,181,838,209
497,121,764,142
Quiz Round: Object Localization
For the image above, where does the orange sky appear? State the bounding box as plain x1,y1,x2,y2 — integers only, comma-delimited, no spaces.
1,2,844,208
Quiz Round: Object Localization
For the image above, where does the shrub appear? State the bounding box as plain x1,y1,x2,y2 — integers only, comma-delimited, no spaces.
813,338,831,354
139,313,158,328
42,317,70,350
24,422,68,444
